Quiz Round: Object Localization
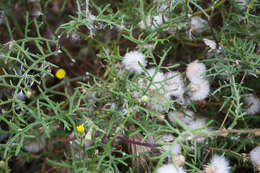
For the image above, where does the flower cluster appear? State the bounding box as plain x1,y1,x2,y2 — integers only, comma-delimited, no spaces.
122,54,210,113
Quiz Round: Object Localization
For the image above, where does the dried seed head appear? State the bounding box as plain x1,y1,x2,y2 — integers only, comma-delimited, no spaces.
205,155,231,173
122,51,146,74
174,155,185,166
245,95,260,114
188,79,210,101
186,60,207,82
250,146,260,170
165,71,184,98
205,165,216,173
156,164,186,173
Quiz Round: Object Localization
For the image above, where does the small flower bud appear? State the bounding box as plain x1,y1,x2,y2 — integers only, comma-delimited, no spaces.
85,126,94,141
141,95,149,103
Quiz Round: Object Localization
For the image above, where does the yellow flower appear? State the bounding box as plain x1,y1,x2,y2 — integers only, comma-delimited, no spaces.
55,68,66,79
76,124,84,133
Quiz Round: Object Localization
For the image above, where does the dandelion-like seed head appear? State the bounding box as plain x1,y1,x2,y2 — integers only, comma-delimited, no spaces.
235,0,249,9
134,72,170,112
148,90,170,112
165,71,184,98
250,146,260,170
160,134,182,156
147,68,165,90
186,61,207,82
189,82,200,92
190,16,207,32
188,79,210,101
23,137,46,153
168,110,194,127
55,68,66,79
245,95,260,114
205,165,216,173
76,124,85,133
174,155,185,166
139,14,167,30
188,118,210,143
205,155,230,173
156,164,186,173
122,51,146,74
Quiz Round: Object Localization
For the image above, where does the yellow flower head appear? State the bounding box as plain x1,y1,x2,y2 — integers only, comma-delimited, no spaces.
76,124,85,133
55,68,66,79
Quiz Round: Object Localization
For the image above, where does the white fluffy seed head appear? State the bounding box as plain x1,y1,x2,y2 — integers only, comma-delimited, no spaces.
245,95,260,114
147,68,165,90
32,9,42,17
157,164,186,173
188,118,206,130
234,0,249,9
205,155,231,173
190,16,207,32
168,110,194,127
188,118,210,143
186,60,207,81
203,38,217,51
250,146,260,169
174,155,186,166
131,78,146,98
122,51,146,74
160,134,182,156
158,3,168,12
23,137,46,153
148,89,170,112
188,79,210,101
152,14,165,29
134,74,170,112
165,71,185,98
139,14,167,30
